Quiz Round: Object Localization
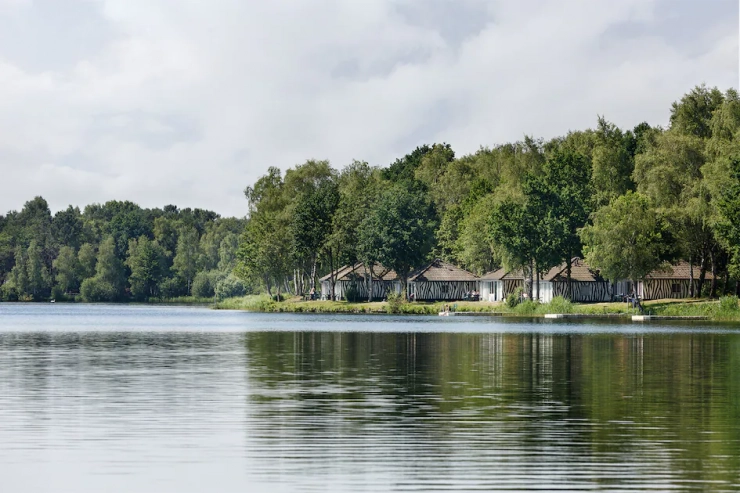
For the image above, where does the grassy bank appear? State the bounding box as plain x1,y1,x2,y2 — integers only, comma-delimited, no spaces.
215,294,740,321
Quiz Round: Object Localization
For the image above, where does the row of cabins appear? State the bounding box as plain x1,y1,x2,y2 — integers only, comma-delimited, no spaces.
320,258,712,302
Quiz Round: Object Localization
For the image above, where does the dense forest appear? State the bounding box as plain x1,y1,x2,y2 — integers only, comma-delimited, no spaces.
2,84,740,302
0,201,246,301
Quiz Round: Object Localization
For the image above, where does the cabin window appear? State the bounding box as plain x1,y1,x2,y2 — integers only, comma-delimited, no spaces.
671,283,681,294
441,284,449,294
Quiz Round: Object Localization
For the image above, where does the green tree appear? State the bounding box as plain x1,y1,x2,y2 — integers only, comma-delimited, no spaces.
358,185,435,297
53,245,81,293
80,236,126,302
591,117,635,206
579,191,667,289
670,84,725,139
77,243,97,280
173,227,200,295
126,236,167,300
52,206,84,251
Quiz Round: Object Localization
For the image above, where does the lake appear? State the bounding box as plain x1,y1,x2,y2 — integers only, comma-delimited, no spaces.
1,303,739,492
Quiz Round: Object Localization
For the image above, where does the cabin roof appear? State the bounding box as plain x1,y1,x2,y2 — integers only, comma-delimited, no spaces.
481,258,607,283
319,262,398,282
409,259,479,282
645,261,715,280
543,258,606,283
480,267,527,280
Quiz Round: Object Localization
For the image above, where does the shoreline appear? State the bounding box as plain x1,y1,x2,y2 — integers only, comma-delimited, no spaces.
5,296,740,323
213,295,740,322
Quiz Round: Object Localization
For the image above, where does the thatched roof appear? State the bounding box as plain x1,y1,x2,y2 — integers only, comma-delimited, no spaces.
480,267,524,281
543,258,607,282
645,261,715,280
481,258,605,283
319,263,398,282
409,259,478,282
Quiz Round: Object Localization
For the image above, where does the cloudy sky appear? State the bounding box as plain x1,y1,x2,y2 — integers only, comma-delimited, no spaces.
0,0,737,217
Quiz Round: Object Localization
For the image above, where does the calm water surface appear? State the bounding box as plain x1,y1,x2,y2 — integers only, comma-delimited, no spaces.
1,303,739,492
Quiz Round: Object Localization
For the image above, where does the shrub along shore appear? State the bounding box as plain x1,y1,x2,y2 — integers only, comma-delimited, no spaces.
214,294,740,322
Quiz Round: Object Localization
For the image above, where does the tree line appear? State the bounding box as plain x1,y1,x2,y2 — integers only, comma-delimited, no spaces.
236,84,740,301
2,84,739,303
0,200,247,301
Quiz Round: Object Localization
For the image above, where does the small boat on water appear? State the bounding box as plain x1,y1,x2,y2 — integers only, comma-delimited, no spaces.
50,299,55,303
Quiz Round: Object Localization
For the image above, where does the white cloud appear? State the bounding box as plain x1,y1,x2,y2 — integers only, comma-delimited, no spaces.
0,0,737,217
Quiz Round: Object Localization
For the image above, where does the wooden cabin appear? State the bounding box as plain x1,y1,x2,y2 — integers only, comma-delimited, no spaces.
319,263,401,301
408,259,479,301
637,261,714,300
479,268,525,302
480,258,615,303
538,258,614,303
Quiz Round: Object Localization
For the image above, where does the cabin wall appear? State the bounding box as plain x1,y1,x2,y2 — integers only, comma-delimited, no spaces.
338,279,400,301
502,280,524,298
410,281,479,301
551,281,614,302
479,281,491,301
537,281,553,303
641,279,692,300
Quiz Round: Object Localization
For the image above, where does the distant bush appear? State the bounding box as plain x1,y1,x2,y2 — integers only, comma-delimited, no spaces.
513,299,538,315
192,271,215,298
545,296,574,314
719,295,739,312
506,287,524,308
344,283,360,302
80,278,118,302
386,290,406,314
159,277,186,299
50,285,67,302
271,293,285,302
216,275,248,300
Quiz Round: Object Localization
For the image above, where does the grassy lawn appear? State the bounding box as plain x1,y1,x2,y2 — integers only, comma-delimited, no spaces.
215,294,740,321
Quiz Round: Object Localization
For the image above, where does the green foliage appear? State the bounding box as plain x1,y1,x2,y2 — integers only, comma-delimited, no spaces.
580,191,667,284
53,246,81,293
126,236,168,300
159,277,186,299
80,277,119,302
513,299,538,315
192,270,219,298
215,274,248,300
173,227,200,294
343,283,360,302
385,290,407,314
545,296,574,314
77,243,97,280
358,185,436,293
718,295,739,312
506,287,524,308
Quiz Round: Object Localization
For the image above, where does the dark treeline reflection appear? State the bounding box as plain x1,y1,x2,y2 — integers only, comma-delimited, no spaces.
244,331,740,489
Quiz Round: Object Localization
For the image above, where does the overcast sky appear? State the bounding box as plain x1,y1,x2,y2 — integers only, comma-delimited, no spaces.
0,0,737,217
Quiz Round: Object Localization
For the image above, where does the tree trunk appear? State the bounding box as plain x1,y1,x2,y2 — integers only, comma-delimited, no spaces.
535,264,540,303
528,259,534,300
736,280,740,297
697,255,707,298
723,268,730,296
365,264,373,302
310,257,317,293
566,256,572,301
689,254,694,298
710,249,718,298
265,277,272,297
328,248,337,301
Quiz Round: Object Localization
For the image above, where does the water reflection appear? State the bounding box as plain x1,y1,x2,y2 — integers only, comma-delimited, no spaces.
0,308,739,492
243,332,740,491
